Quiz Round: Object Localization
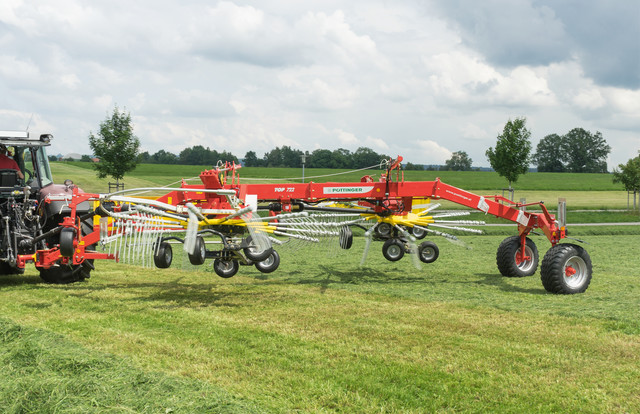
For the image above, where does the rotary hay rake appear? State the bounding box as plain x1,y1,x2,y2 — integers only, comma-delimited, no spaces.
29,156,592,294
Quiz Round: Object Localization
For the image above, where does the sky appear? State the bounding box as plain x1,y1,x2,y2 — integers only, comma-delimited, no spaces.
1,0,639,168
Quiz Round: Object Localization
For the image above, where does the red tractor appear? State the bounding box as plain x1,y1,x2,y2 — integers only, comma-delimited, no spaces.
0,131,111,283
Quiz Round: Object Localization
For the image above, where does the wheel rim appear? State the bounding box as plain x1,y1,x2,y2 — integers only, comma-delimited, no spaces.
261,254,274,267
221,261,233,271
563,255,588,288
377,223,392,237
514,245,535,272
421,247,435,261
387,244,402,259
412,227,425,238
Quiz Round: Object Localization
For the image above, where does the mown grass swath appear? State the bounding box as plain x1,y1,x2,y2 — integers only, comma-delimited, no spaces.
0,162,635,412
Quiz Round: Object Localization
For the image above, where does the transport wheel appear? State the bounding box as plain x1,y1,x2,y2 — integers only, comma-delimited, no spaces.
540,243,592,294
496,236,539,277
39,261,93,284
213,259,239,278
243,235,273,262
40,220,94,284
153,242,173,269
59,227,76,257
418,241,439,263
188,236,206,265
339,226,353,249
411,226,427,240
255,250,280,274
382,239,405,262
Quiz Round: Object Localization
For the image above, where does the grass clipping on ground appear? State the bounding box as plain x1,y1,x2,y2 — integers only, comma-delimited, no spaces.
0,318,260,413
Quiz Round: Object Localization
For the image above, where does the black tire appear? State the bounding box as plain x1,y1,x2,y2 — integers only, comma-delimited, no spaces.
255,250,280,274
153,242,173,269
382,239,405,262
188,236,206,265
541,243,592,294
418,241,439,263
213,259,239,278
339,226,353,250
59,227,76,257
39,220,94,284
243,234,273,262
0,262,25,275
496,236,539,277
39,261,93,284
412,226,427,240
375,223,393,238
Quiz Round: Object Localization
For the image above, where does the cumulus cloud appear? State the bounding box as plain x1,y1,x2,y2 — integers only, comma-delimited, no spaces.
434,0,640,89
417,140,452,164
0,0,636,167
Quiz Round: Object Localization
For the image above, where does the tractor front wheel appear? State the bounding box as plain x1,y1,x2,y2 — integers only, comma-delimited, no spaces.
540,244,592,294
496,236,539,277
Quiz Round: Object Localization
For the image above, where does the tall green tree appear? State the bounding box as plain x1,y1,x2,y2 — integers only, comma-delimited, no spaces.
243,151,259,167
561,128,611,173
485,117,532,188
89,106,140,184
533,134,565,172
151,149,178,164
444,151,473,171
309,149,333,168
613,151,640,192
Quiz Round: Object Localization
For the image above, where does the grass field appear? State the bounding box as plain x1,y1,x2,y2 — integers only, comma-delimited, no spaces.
0,162,636,412
0,235,639,412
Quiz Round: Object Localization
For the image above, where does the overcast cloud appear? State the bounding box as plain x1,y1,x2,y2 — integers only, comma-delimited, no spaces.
1,0,638,167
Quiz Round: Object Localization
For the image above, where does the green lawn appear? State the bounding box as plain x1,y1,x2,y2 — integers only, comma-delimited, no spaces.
1,234,639,413
1,162,635,412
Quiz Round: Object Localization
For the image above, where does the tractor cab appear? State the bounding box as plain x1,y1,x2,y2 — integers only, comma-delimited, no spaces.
0,131,54,195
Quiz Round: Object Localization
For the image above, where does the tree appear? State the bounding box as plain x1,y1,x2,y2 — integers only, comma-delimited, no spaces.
444,151,473,171
137,151,151,163
353,147,385,169
89,106,140,183
309,149,333,168
404,162,424,170
151,149,178,164
485,117,532,188
280,146,304,168
533,134,565,172
613,151,640,192
243,151,259,167
561,128,611,173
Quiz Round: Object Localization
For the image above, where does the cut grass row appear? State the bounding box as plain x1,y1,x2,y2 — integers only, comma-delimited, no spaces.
1,235,639,412
0,319,258,413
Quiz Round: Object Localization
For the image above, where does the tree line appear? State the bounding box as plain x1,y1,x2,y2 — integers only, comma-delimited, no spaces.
134,145,390,169
86,107,638,193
